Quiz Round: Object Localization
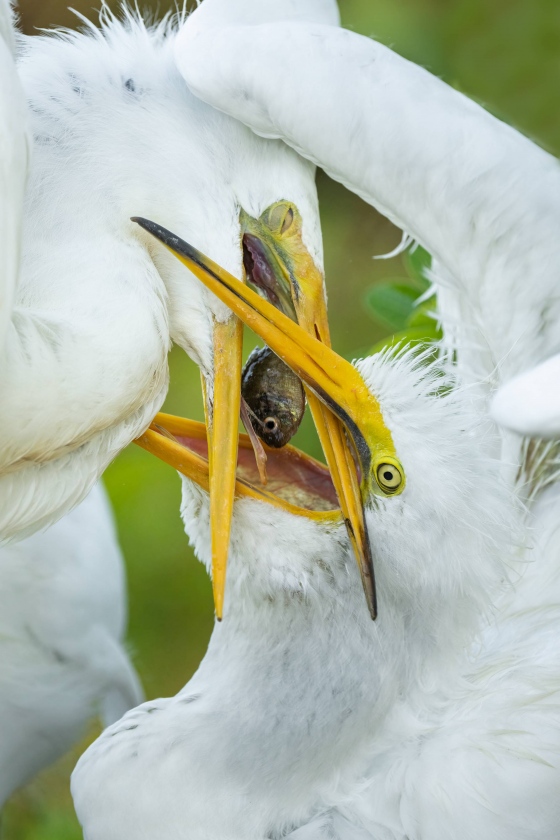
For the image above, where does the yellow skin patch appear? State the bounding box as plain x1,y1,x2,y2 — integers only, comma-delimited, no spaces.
241,201,327,331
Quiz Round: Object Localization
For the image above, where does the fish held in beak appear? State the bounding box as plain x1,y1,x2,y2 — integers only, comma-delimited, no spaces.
133,217,405,619
241,346,306,449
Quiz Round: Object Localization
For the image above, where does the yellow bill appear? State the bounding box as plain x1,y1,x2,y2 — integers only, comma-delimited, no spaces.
241,202,377,615
133,217,407,619
204,316,243,620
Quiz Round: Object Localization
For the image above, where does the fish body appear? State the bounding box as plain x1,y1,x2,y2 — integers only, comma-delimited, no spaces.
241,346,305,448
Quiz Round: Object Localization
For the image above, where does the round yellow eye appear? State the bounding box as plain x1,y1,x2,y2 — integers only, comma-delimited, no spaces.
266,202,294,235
280,207,294,234
376,463,403,493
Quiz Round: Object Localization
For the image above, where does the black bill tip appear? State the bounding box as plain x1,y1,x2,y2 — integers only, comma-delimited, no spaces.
131,217,203,267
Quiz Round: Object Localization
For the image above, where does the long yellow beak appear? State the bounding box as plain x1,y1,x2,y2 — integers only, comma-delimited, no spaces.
133,220,242,620
204,316,243,620
133,218,406,619
288,268,378,619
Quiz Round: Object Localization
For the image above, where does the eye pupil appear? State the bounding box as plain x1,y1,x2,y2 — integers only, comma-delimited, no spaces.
264,417,278,431
383,470,393,481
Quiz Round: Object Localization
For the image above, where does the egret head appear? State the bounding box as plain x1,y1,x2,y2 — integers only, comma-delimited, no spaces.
134,227,517,623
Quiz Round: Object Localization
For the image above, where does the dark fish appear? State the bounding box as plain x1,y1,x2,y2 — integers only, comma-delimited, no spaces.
241,346,306,448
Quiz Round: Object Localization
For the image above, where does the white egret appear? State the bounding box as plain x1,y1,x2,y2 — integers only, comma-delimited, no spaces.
70,344,522,839
1,6,140,809
0,482,142,808
70,212,558,838
125,8,560,828
2,0,368,619
32,5,560,836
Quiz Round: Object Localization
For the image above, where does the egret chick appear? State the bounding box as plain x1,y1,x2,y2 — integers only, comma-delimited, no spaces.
80,225,560,838
72,347,515,839
112,9,560,832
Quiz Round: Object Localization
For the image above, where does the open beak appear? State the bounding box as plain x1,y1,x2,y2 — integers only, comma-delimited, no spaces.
133,218,406,619
241,205,377,618
136,413,340,524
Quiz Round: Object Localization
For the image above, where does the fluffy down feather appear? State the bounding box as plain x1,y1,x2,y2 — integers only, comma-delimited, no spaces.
72,348,529,840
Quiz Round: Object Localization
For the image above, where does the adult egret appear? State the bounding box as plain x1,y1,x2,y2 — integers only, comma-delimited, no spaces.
0,482,142,808
2,0,367,619
177,7,560,443
0,5,142,810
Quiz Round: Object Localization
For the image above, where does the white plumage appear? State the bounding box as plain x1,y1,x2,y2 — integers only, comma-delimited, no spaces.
73,346,560,840
0,482,142,808
181,11,560,404
1,0,324,541
491,354,560,438
0,0,331,817
0,3,149,809
72,6,560,839
0,0,27,353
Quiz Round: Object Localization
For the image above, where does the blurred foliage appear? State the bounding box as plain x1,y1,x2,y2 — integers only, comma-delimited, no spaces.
5,0,560,837
365,246,442,354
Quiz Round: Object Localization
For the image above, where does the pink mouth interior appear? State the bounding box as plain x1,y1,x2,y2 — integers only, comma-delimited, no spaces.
175,434,338,512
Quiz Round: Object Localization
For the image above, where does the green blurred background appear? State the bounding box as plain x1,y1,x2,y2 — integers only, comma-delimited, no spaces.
5,0,560,836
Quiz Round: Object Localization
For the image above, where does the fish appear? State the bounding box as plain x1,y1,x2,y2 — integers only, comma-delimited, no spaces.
241,346,306,448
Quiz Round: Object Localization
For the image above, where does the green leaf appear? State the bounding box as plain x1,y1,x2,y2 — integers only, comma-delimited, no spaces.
364,280,420,330
403,246,432,289
407,296,439,329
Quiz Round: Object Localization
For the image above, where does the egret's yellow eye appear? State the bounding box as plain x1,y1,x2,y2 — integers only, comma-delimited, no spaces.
376,463,403,493
280,207,294,234
266,202,294,235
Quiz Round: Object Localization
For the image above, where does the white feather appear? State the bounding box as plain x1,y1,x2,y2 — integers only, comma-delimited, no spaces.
492,353,560,438
177,18,560,415
72,7,560,836
73,350,529,840
1,5,322,541
0,482,142,807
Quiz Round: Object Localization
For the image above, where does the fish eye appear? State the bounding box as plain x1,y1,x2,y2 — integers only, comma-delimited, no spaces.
375,463,403,493
264,416,279,432
266,202,294,235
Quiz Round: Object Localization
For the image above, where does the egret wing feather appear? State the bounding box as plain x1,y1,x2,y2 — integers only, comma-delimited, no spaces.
0,0,15,53
178,21,560,397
